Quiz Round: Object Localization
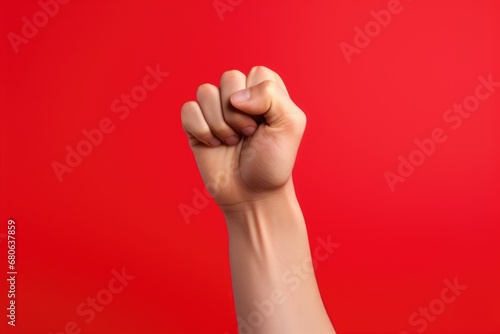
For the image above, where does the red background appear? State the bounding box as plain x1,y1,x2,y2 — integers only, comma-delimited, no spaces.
1,0,499,333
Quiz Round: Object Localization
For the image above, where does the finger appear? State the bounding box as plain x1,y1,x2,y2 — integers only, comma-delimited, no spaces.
229,80,306,134
196,83,241,146
220,70,258,137
181,101,222,148
246,66,289,96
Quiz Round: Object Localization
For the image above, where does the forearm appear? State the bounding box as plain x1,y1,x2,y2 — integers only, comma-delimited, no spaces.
223,181,335,334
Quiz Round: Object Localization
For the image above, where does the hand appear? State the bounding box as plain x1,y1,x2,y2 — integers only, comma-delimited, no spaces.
181,66,306,210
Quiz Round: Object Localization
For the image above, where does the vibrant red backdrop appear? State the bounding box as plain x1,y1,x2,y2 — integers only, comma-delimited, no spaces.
1,1,499,333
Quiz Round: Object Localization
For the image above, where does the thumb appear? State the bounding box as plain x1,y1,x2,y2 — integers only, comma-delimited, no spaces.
229,80,306,133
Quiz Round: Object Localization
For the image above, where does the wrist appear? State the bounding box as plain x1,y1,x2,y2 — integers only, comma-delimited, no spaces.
222,180,300,221
222,180,308,244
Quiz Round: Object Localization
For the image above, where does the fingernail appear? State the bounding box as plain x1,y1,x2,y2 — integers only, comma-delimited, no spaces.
225,135,240,146
241,126,256,136
209,138,221,146
231,89,251,103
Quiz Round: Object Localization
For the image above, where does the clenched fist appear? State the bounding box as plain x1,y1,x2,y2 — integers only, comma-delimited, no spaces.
181,66,306,210
181,67,335,334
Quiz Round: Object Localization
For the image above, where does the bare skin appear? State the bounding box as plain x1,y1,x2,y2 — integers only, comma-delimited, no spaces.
181,66,336,334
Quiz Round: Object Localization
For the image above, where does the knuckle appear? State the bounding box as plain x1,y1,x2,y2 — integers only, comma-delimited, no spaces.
249,65,270,78
180,102,197,132
220,69,244,84
196,83,217,100
181,101,197,118
260,80,278,94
